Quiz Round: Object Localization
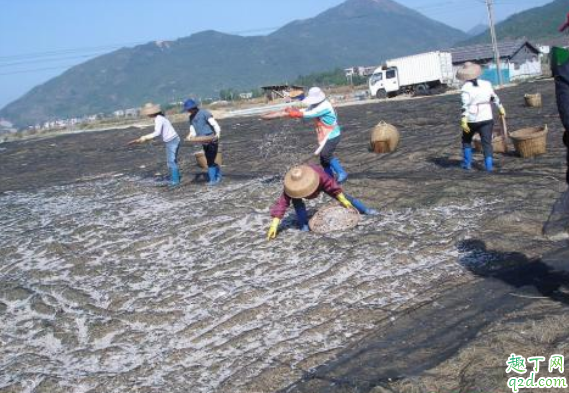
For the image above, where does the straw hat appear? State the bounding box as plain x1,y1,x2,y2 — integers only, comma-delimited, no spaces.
284,165,319,199
140,102,161,116
456,62,482,81
302,87,326,106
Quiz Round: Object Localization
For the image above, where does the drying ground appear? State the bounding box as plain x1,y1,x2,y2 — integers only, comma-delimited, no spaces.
1,79,568,393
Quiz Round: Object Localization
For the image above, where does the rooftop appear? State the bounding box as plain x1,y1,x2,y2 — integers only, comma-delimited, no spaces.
450,39,539,64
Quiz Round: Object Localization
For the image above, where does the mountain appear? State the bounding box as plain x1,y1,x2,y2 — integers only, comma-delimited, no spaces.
458,0,569,46
0,0,467,126
466,24,488,37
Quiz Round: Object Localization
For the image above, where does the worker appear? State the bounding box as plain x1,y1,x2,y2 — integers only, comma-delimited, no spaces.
284,87,348,183
267,164,377,240
130,103,181,187
183,98,222,185
554,13,569,184
456,62,506,172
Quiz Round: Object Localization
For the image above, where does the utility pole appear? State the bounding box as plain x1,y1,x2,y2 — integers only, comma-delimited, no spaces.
485,0,503,86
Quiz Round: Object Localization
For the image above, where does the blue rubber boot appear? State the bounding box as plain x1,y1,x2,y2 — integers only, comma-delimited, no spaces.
330,158,348,183
485,156,493,172
462,147,473,170
346,195,378,215
293,199,309,231
207,167,218,185
323,165,334,179
169,168,180,188
214,164,222,183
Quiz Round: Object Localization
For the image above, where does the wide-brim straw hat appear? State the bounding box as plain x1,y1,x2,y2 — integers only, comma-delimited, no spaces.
284,165,319,199
302,87,326,106
141,102,161,116
456,62,482,81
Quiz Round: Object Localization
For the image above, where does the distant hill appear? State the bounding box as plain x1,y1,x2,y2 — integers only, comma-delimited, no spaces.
466,24,488,37
459,0,569,46
0,0,467,126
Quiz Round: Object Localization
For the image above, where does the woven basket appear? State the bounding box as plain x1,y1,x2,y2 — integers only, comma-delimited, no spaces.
309,204,360,234
370,121,399,153
509,125,548,158
195,150,223,169
524,93,542,108
472,127,507,154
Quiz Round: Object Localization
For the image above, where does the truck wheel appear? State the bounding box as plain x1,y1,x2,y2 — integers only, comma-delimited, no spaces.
416,84,430,96
376,90,387,99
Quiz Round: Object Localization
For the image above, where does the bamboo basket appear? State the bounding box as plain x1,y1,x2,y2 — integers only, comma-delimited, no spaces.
370,121,399,153
524,93,542,108
195,150,223,169
309,204,360,234
509,125,548,158
472,127,507,154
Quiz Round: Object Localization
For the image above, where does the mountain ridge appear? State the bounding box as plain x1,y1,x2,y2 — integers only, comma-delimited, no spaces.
1,0,467,126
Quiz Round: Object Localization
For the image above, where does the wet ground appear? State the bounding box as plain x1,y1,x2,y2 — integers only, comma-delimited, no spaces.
1,79,568,393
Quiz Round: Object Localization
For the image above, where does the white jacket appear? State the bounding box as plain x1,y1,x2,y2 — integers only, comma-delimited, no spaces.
147,115,179,143
461,79,502,123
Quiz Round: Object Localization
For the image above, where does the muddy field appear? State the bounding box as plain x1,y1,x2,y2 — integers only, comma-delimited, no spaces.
1,80,568,393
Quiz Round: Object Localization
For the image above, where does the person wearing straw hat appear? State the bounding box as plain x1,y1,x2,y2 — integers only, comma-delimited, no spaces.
456,62,506,172
130,103,181,187
267,164,377,240
183,98,222,185
284,87,349,183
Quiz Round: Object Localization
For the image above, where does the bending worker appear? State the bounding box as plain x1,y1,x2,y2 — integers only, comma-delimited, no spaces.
284,87,348,183
267,164,377,240
131,103,181,187
456,62,506,172
183,98,222,185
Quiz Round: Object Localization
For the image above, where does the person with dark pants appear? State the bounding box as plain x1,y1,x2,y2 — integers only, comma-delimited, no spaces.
183,99,222,185
462,120,494,162
456,62,506,172
267,164,377,240
285,87,348,183
552,14,569,184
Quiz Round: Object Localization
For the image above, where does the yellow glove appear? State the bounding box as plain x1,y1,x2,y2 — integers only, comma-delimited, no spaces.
267,218,280,241
498,105,506,117
460,117,470,134
337,193,354,209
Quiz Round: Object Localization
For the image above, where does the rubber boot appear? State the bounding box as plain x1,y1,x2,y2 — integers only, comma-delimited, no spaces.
330,158,348,183
215,165,222,183
169,168,180,188
485,156,493,173
462,147,472,170
207,167,218,185
346,195,378,215
323,165,334,179
293,199,309,231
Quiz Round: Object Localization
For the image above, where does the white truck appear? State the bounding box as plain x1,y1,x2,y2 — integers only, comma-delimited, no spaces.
368,51,454,99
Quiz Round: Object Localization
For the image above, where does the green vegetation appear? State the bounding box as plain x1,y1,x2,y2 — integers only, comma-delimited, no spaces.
458,0,569,45
293,68,368,88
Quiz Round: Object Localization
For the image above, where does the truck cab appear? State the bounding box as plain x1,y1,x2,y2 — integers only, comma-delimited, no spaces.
369,67,399,99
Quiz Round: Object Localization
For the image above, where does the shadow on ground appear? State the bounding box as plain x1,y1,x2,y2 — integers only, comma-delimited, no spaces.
282,244,569,393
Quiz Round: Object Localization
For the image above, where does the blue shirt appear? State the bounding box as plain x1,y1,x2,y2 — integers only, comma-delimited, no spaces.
190,109,215,137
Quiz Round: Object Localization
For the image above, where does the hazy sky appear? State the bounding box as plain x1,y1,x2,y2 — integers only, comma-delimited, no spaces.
0,0,555,110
